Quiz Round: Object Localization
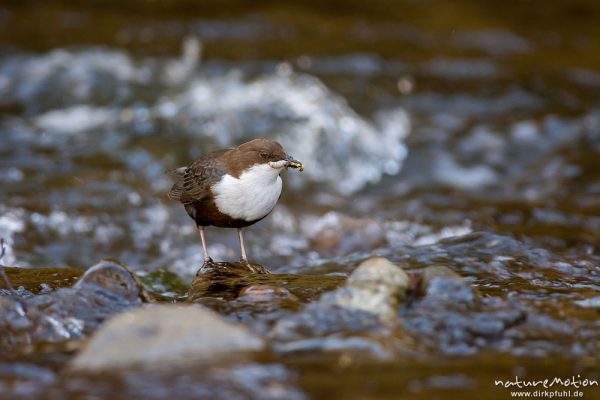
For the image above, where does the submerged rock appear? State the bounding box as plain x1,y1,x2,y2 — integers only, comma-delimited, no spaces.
268,260,526,358
188,273,344,334
189,261,271,300
44,362,306,400
271,257,413,358
0,260,147,352
329,257,410,321
0,266,83,295
238,284,299,303
0,362,56,391
418,265,478,306
403,265,525,355
70,304,265,371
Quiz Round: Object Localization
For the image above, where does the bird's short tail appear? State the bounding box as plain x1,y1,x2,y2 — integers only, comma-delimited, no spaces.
166,167,187,201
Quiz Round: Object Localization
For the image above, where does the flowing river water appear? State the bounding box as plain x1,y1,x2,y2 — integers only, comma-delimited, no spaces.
0,1,599,399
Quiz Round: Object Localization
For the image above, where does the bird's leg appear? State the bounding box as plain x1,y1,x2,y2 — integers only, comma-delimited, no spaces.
237,228,248,263
197,226,212,264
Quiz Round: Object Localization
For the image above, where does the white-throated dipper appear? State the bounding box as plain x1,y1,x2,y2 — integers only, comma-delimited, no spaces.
168,139,303,264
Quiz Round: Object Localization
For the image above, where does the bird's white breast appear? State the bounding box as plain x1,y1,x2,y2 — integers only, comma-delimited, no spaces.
212,163,283,221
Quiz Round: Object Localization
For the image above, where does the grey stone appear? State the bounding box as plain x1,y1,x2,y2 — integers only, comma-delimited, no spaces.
419,265,477,306
271,257,412,348
70,304,265,371
348,257,410,291
403,267,526,355
0,260,146,352
322,257,410,321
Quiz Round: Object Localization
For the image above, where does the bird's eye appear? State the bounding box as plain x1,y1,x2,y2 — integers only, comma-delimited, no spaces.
260,151,269,159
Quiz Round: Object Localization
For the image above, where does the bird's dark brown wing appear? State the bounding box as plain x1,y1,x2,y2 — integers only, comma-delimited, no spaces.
167,149,228,205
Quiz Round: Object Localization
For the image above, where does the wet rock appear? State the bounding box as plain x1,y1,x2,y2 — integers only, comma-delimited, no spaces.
232,284,302,329
189,274,343,334
347,257,411,296
301,212,387,257
74,260,149,302
0,260,147,352
0,362,56,386
238,284,299,303
136,268,189,301
189,261,271,300
70,304,265,371
403,266,525,355
0,296,32,333
419,265,478,306
326,257,410,321
188,265,330,341
271,257,413,358
502,312,599,356
420,265,462,285
273,257,410,338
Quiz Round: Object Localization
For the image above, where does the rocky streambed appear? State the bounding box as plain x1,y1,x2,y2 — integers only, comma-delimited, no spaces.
1,237,599,399
2,0,600,398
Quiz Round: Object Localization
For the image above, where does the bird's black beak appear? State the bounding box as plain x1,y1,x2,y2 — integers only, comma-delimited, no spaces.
285,155,304,171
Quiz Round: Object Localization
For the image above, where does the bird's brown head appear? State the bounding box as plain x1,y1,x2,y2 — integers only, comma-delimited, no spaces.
228,139,304,175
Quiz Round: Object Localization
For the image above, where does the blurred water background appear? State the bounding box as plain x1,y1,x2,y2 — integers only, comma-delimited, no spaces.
0,1,599,398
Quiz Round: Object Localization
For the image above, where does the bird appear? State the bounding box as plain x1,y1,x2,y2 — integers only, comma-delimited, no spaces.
167,139,303,264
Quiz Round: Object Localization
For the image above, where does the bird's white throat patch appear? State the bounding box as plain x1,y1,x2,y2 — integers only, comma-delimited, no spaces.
212,163,283,221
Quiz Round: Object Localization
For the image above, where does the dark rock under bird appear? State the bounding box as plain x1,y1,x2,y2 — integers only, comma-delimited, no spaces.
167,139,303,264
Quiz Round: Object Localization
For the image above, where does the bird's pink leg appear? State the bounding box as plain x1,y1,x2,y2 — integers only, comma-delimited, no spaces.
237,228,248,262
197,226,212,263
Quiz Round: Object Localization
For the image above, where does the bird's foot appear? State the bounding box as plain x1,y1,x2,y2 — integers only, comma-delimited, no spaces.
249,265,260,273
240,259,263,273
240,257,252,269
240,257,254,269
202,257,214,266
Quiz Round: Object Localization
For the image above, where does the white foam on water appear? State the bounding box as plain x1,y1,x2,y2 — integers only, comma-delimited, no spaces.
159,71,410,194
0,206,26,265
35,105,116,135
30,211,92,237
1,46,409,195
433,154,498,190
0,48,142,110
